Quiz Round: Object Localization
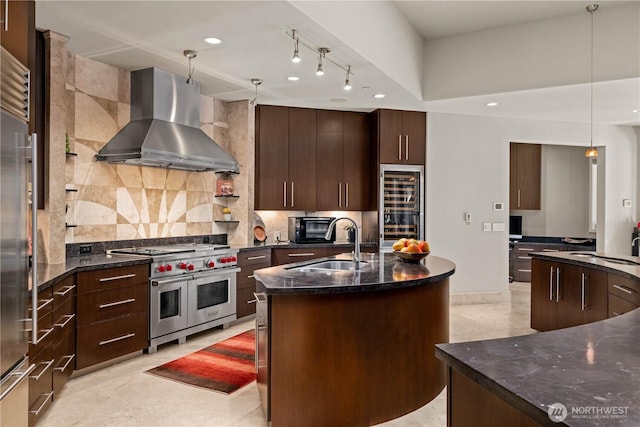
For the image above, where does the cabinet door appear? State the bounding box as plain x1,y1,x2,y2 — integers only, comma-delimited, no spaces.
288,108,316,210
378,109,404,164
555,263,584,329
256,105,289,210
316,110,344,210
581,268,608,324
530,259,557,331
272,247,327,266
402,111,426,165
343,112,370,210
510,143,541,210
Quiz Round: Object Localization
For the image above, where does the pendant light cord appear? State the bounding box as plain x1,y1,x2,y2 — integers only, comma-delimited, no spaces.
590,6,594,148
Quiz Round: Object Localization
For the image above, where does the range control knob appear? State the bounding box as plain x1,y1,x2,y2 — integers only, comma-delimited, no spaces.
219,257,227,263
158,265,166,273
179,262,187,270
230,256,237,262
187,264,195,271
207,260,215,268
165,264,173,272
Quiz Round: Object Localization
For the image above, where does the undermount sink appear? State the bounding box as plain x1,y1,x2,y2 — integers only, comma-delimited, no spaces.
288,260,367,272
570,253,640,266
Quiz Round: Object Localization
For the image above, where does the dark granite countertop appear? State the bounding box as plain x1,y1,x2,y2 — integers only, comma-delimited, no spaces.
254,252,455,295
30,254,151,292
510,236,596,246
234,241,378,252
529,251,640,280
436,309,639,426
436,252,640,426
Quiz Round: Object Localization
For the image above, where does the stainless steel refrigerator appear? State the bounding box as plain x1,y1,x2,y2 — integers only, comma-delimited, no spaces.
0,46,36,427
379,164,425,251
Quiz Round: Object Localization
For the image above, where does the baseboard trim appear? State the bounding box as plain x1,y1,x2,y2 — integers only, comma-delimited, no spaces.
450,291,511,305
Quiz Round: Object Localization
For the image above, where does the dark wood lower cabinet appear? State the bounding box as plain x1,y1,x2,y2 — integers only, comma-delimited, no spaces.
447,368,541,427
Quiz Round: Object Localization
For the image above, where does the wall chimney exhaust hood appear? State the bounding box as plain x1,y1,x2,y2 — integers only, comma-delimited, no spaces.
95,68,240,173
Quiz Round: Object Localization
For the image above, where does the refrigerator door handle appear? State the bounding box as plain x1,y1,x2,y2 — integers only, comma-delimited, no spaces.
29,133,39,344
0,363,36,401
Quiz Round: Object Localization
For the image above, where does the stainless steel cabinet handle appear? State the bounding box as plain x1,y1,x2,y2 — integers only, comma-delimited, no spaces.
405,135,409,160
283,181,287,207
246,299,257,304
3,0,8,31
99,333,135,346
29,327,53,344
253,292,267,303
613,284,635,295
613,311,622,316
99,298,135,309
99,273,136,282
54,284,76,297
37,298,54,312
247,255,266,260
30,134,39,343
29,359,55,381
542,249,559,252
0,363,35,401
247,274,255,279
549,267,554,301
54,354,75,372
581,273,586,311
517,269,531,273
291,181,294,207
29,392,53,416
345,183,349,208
555,268,561,302
288,253,315,257
517,189,521,207
54,314,75,328
518,248,534,251
517,256,531,260
338,183,342,207
398,135,402,159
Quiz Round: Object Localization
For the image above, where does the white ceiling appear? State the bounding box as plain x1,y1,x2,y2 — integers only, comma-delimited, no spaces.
35,1,640,126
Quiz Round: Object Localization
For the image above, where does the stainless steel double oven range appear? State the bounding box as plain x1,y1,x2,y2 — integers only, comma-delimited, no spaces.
111,244,238,353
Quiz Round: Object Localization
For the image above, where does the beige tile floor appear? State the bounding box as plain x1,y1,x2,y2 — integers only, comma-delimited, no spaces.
39,283,535,427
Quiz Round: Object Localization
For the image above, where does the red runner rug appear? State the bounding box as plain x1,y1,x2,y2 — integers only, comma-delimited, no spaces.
145,330,256,394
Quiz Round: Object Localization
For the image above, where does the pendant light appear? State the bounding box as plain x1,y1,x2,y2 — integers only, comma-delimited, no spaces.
184,50,197,85
291,29,301,63
249,78,262,105
585,4,599,158
316,48,329,77
344,66,352,91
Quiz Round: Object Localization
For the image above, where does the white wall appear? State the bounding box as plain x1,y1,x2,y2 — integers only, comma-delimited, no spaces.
513,145,591,238
427,113,638,295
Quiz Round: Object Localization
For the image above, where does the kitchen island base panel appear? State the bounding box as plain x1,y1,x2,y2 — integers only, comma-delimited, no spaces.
268,277,449,427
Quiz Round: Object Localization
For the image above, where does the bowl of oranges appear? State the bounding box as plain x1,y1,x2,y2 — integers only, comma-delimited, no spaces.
392,238,430,263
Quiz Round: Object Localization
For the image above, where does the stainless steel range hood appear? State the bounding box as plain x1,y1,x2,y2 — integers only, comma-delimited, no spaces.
96,68,239,173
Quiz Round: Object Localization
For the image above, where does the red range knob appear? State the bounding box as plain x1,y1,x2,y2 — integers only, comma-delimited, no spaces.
165,264,173,271
219,257,227,263
208,261,215,268
179,262,187,269
158,265,166,272
231,256,237,262
187,264,195,271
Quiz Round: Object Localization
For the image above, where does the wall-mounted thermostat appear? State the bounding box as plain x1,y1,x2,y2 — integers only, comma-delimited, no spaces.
493,202,504,211
622,199,632,208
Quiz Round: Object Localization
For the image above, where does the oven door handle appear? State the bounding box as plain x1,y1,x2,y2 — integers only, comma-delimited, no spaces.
151,275,194,286
189,268,240,282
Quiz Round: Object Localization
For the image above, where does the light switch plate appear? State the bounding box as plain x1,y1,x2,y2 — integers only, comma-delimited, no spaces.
492,222,506,232
483,223,491,232
274,231,281,241
622,199,632,208
464,212,472,223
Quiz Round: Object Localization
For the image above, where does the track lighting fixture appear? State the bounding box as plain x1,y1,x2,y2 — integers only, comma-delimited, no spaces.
316,48,329,77
183,50,197,85
344,66,352,91
291,30,301,63
250,78,262,106
286,30,353,90
585,4,599,158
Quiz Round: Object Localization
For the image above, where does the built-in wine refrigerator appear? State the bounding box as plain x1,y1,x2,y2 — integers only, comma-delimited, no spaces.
379,164,424,251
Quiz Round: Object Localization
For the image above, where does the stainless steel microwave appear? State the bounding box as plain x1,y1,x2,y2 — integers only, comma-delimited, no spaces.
288,217,336,243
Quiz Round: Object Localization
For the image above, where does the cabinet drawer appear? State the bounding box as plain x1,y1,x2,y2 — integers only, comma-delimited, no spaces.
236,287,257,318
273,248,327,266
77,265,149,293
76,312,148,369
28,301,53,362
608,293,638,317
52,276,75,308
28,344,54,409
608,274,640,306
52,334,75,397
238,262,272,289
77,283,148,327
52,311,75,349
238,249,272,266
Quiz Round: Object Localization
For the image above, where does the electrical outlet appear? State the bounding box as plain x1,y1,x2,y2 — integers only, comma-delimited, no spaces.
79,244,92,255
274,231,281,241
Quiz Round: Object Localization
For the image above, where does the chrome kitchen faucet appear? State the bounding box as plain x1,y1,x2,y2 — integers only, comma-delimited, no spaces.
325,217,362,269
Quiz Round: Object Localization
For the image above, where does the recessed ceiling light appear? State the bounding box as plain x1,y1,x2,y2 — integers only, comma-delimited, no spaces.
288,76,299,81
486,102,499,107
633,109,639,113
374,93,385,99
203,37,222,45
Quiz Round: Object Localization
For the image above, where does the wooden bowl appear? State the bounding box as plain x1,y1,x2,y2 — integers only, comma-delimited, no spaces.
394,250,430,263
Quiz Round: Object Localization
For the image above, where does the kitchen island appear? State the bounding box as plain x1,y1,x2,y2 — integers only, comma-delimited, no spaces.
436,252,640,426
253,252,455,427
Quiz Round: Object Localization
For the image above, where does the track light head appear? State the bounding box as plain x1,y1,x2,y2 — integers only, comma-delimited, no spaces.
344,66,352,91
292,37,301,63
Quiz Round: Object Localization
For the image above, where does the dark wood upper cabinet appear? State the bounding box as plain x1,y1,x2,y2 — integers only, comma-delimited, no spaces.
316,110,344,210
342,112,370,210
510,143,541,210
376,109,426,165
255,105,316,210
